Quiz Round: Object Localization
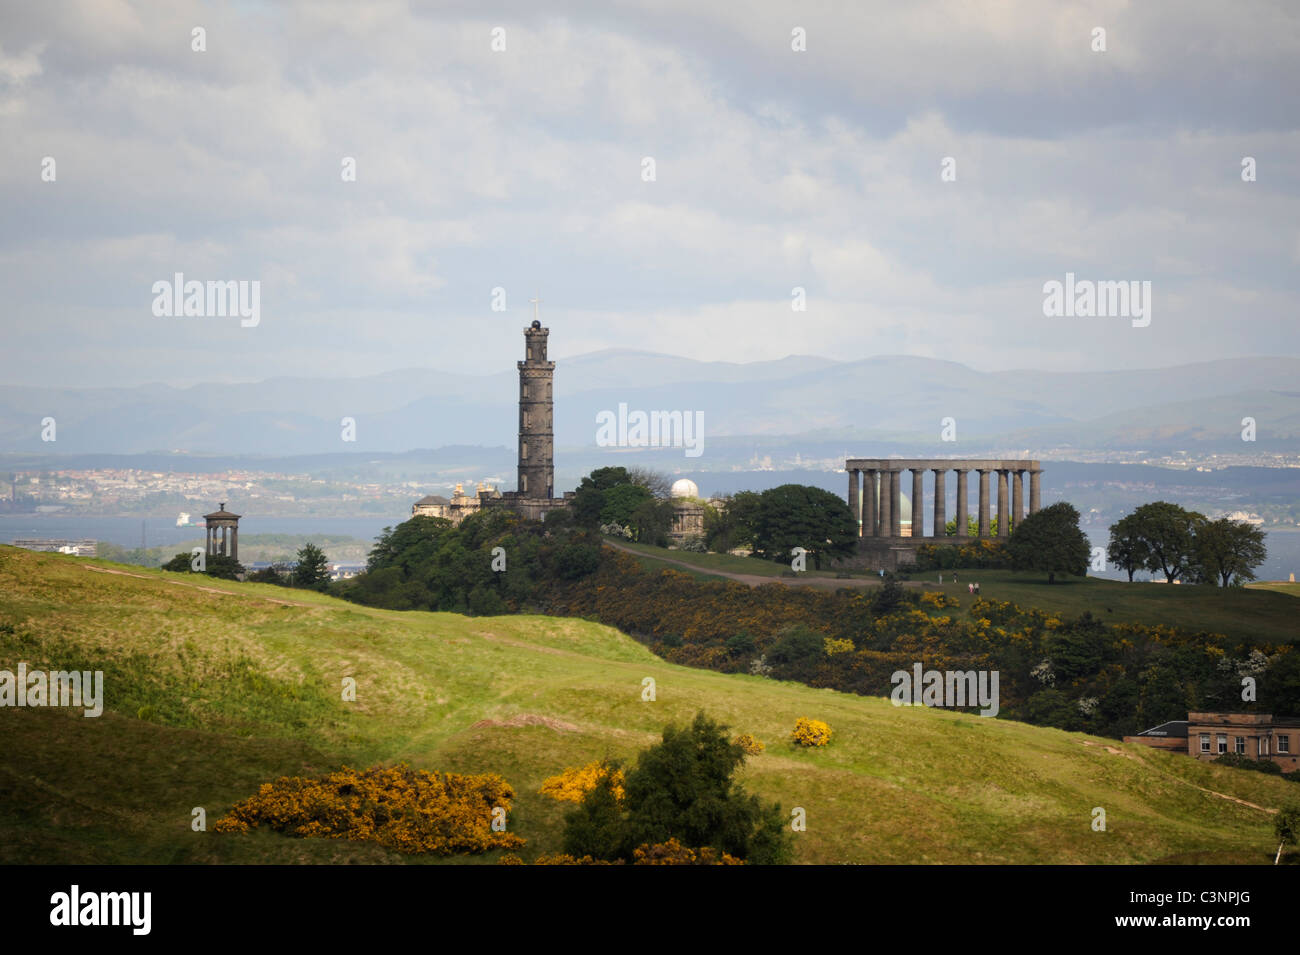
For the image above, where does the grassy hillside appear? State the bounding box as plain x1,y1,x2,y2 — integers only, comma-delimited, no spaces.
0,544,1296,865
611,539,1300,645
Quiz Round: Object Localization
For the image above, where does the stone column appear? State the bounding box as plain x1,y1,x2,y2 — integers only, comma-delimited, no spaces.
911,468,925,539
231,526,238,561
978,469,990,538
997,470,1010,538
954,469,968,539
205,525,212,556
932,469,946,538
864,470,877,537
890,470,902,538
1012,470,1024,532
878,471,891,538
1029,468,1042,514
848,469,860,536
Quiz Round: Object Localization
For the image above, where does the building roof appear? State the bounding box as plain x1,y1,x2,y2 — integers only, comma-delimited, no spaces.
203,504,241,520
414,495,449,506
1135,720,1189,738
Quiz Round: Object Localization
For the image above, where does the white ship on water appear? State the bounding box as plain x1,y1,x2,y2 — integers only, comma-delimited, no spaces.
176,512,205,528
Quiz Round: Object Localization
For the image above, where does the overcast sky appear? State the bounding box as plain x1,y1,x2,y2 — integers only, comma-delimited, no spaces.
1,0,1297,388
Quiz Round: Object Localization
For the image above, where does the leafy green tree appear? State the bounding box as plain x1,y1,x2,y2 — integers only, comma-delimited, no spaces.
162,551,244,580
562,713,792,863
562,765,627,860
619,712,793,864
600,482,652,528
945,515,997,537
629,498,674,546
1107,512,1152,582
707,491,760,552
572,467,634,529
1004,501,1090,583
293,542,330,588
751,484,856,570
1191,517,1267,587
1129,502,1203,583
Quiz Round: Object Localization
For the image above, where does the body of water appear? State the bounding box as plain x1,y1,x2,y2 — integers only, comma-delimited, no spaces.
0,515,397,552
3,515,1297,582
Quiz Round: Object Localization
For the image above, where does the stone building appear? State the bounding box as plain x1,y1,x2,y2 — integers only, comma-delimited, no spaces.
668,478,706,545
1125,712,1300,773
411,482,501,525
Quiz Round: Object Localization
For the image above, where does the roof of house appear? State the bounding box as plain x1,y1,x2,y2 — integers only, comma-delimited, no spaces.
1135,720,1189,738
413,495,449,506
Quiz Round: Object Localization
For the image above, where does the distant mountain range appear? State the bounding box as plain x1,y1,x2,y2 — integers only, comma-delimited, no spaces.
2,352,1298,458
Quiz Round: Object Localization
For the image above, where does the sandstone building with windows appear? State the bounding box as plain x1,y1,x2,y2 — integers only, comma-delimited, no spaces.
1125,712,1300,772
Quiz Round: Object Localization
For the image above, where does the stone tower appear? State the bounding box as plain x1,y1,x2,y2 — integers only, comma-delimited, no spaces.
517,319,554,499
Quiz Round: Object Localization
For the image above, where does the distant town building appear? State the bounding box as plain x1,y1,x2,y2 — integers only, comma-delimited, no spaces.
10,538,97,557
1126,712,1300,772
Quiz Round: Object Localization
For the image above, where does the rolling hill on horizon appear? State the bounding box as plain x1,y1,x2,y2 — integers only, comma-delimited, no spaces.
2,352,1299,457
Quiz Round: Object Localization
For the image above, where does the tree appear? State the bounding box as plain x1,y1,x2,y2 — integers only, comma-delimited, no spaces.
751,484,857,570
1276,805,1300,865
1129,502,1202,583
1107,512,1152,582
707,491,760,553
1191,518,1267,587
946,515,998,537
629,498,674,546
625,466,671,499
572,467,635,529
617,712,792,863
162,551,244,580
293,542,330,588
599,482,653,528
1004,501,1090,583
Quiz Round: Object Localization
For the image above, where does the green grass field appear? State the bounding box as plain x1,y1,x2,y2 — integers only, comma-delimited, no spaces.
609,539,1300,645
1,544,1296,865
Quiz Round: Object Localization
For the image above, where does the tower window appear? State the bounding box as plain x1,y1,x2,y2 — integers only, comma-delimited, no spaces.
521,442,528,459
521,474,528,493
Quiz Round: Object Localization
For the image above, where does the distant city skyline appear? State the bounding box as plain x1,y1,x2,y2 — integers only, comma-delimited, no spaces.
2,2,1298,389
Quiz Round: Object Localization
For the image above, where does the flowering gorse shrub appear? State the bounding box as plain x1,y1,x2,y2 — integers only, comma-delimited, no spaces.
540,761,625,804
733,733,764,755
919,591,959,609
790,717,832,747
823,637,855,656
213,764,524,855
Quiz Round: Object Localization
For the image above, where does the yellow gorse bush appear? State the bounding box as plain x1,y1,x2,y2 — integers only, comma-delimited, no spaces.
539,761,625,803
733,733,764,755
213,764,524,855
790,717,832,747
823,637,855,656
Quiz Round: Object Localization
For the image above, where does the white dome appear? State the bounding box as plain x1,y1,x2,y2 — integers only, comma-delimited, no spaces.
670,478,700,499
